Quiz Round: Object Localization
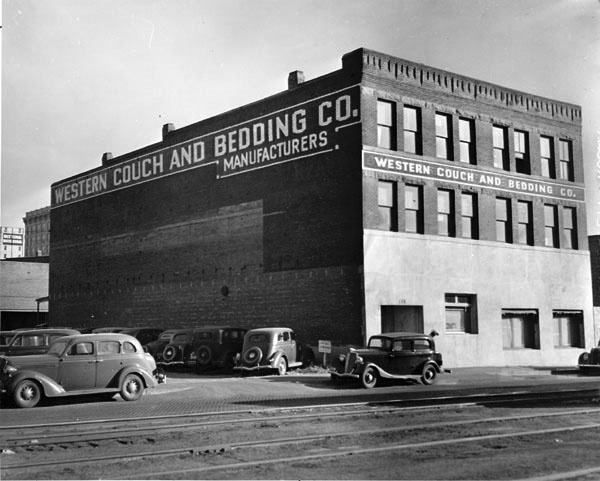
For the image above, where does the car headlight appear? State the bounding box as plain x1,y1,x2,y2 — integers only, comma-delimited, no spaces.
4,365,18,375
582,353,590,362
339,354,346,362
355,356,363,364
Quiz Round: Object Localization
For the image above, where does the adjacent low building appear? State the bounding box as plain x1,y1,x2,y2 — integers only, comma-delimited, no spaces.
49,48,591,367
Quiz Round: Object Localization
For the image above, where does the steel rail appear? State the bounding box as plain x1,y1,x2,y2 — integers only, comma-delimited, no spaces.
4,395,600,448
3,406,600,471
0,385,595,432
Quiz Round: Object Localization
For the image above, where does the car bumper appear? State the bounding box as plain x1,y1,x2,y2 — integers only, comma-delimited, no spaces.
234,364,274,372
328,370,359,380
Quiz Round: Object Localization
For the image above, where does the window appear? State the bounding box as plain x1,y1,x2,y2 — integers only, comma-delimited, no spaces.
540,136,555,178
559,139,574,181
458,118,475,164
435,113,452,160
405,185,423,234
502,310,539,349
544,204,559,248
517,200,533,246
98,341,120,354
514,130,530,174
377,100,396,150
72,342,94,355
403,106,421,154
495,197,512,243
437,189,455,237
378,180,397,231
461,192,478,239
562,207,578,249
445,294,478,333
553,311,583,348
123,341,137,353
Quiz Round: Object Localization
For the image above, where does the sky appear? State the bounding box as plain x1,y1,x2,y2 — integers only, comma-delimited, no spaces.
1,0,599,233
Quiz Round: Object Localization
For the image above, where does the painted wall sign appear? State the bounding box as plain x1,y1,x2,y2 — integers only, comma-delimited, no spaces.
363,150,585,202
51,86,361,208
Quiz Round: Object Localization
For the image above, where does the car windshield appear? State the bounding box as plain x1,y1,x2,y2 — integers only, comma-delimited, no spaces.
368,337,392,350
47,340,68,356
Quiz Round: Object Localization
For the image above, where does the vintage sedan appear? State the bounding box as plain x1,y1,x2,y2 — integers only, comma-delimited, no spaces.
234,327,314,375
0,333,165,408
188,327,247,372
0,329,80,356
577,344,600,374
328,331,448,388
145,329,179,362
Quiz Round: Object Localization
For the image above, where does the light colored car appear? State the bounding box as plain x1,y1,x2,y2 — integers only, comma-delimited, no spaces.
0,333,165,408
234,327,314,375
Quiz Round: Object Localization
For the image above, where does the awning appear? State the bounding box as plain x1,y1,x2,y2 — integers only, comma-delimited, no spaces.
501,309,538,316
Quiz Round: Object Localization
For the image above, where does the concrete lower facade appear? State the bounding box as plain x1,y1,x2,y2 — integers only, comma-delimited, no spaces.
363,230,593,367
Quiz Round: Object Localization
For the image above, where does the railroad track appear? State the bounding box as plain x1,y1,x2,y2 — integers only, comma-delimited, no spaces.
2,388,600,479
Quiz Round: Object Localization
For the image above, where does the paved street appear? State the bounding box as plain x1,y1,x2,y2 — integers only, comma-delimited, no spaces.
1,366,598,427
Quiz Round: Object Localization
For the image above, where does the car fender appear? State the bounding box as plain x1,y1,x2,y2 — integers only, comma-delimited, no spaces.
116,365,157,389
5,370,66,397
269,350,285,368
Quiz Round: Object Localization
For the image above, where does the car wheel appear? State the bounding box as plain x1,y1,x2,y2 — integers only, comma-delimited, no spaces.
195,345,212,372
275,357,287,375
421,364,438,385
13,379,42,408
162,344,178,363
243,346,262,365
361,366,377,389
120,373,145,401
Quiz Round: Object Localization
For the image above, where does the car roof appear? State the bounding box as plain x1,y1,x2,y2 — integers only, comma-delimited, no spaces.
120,327,163,333
53,333,143,343
12,329,80,336
194,326,247,332
371,332,431,339
246,327,292,334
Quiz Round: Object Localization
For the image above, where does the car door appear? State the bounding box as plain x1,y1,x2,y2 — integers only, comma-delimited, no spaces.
58,341,97,390
410,338,434,373
389,339,414,375
95,340,125,388
284,331,296,363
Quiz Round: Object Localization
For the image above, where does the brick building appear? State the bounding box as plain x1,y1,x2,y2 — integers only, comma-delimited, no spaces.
23,206,51,257
50,48,591,367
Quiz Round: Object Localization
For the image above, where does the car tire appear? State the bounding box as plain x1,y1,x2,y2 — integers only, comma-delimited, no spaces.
162,344,178,363
195,345,212,372
13,379,42,408
361,366,377,389
120,373,145,401
243,346,262,365
421,364,438,385
275,357,287,376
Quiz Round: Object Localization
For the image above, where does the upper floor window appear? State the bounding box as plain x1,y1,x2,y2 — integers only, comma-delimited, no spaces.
540,136,555,179
460,192,478,240
559,139,574,181
378,180,397,231
493,126,509,170
445,294,478,333
514,130,530,174
544,204,559,248
377,100,396,150
458,118,475,164
562,206,578,249
405,185,423,234
437,189,455,237
403,106,421,154
435,113,452,160
517,200,533,246
495,197,512,243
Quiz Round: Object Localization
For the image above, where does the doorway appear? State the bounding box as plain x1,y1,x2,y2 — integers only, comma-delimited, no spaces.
381,305,424,333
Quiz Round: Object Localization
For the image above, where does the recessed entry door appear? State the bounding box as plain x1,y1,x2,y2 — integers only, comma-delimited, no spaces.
381,306,424,333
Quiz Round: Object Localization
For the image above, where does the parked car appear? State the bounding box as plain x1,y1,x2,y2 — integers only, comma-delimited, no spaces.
160,329,195,365
328,331,448,388
91,327,127,333
0,329,80,357
119,327,164,347
234,327,314,375
0,333,165,408
0,331,19,346
188,327,247,371
577,344,600,374
145,329,179,362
